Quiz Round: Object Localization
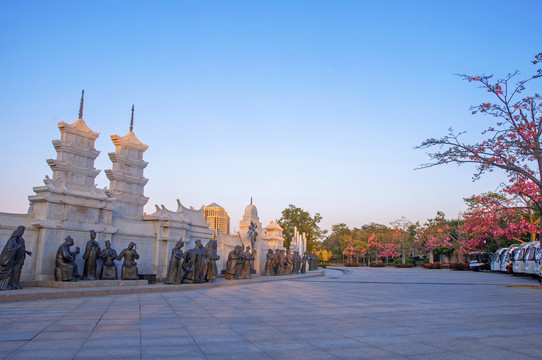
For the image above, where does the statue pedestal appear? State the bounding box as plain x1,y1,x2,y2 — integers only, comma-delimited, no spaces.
22,279,149,289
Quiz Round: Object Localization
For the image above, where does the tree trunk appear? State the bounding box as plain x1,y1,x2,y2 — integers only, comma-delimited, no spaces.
402,237,406,264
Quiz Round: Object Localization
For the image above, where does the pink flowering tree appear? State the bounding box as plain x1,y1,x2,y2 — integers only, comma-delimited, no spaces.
417,52,542,232
415,212,454,263
460,191,539,253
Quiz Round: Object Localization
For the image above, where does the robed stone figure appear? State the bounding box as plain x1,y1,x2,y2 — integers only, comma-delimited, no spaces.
55,236,80,281
164,240,184,285
0,225,31,290
99,240,119,280
264,249,275,276
283,251,293,275
309,253,319,271
82,230,101,280
273,249,283,276
300,251,308,274
293,251,302,274
225,245,242,280
181,240,203,284
118,242,139,280
198,241,209,283
204,240,220,283
240,246,255,279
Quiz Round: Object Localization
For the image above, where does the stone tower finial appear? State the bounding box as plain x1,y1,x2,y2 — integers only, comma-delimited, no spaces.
250,196,252,205
78,90,85,119
130,105,134,132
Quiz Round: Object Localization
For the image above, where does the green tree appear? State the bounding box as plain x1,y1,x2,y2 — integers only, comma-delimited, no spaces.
276,204,326,252
321,223,351,261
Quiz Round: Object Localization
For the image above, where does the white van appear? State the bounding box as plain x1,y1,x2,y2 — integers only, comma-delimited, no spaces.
512,242,532,275
523,241,540,276
491,248,507,272
534,247,542,282
500,244,519,273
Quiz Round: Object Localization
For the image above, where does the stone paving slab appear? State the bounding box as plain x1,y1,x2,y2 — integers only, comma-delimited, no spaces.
0,271,324,303
0,267,541,359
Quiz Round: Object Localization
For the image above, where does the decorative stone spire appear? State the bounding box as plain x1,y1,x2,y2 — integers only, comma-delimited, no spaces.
78,90,84,119
130,105,134,132
106,113,149,220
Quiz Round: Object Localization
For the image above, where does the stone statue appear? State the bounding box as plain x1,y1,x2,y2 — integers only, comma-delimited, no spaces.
198,240,209,283
293,251,301,274
264,249,275,276
225,245,242,280
82,230,101,280
0,225,31,290
247,221,258,253
283,251,293,275
164,240,184,285
204,240,220,283
240,245,255,279
273,249,282,276
55,236,81,281
181,240,203,284
99,240,119,280
309,252,319,271
300,251,308,274
118,242,139,280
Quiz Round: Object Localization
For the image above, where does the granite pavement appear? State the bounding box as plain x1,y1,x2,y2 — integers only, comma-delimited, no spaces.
0,267,541,360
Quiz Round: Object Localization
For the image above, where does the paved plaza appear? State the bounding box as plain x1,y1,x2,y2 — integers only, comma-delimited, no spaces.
0,267,541,359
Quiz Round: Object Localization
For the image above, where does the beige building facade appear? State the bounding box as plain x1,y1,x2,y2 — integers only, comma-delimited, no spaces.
203,203,230,239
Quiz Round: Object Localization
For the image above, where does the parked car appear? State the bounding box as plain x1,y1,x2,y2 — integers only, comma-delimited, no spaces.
491,248,507,272
523,241,540,277
468,252,491,271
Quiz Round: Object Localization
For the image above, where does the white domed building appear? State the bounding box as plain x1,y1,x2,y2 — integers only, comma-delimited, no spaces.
215,200,285,275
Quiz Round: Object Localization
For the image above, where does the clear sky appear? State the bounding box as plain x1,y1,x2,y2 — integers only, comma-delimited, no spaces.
0,1,540,233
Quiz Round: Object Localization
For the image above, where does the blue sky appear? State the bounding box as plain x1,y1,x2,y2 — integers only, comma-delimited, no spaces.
0,1,540,232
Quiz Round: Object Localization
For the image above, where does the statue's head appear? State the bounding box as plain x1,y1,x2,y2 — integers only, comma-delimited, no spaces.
65,236,74,246
268,249,273,254
90,230,96,239
176,240,184,249
105,240,111,248
11,225,25,238
246,245,251,252
128,241,136,249
194,240,202,248
16,225,25,236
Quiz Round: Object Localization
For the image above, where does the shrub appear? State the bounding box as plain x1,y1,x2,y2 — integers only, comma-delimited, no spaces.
394,263,414,268
319,264,327,269
422,263,443,269
370,262,386,267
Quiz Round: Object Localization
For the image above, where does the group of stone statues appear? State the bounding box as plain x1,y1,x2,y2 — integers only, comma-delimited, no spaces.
263,249,319,276
164,239,220,285
1,226,319,290
54,230,140,282
224,245,256,280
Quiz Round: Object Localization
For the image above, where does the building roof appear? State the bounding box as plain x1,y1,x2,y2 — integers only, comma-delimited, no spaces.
244,204,258,218
206,203,223,209
266,221,282,231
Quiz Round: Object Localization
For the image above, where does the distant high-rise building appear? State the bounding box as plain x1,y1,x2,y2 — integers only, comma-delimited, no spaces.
204,203,230,239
